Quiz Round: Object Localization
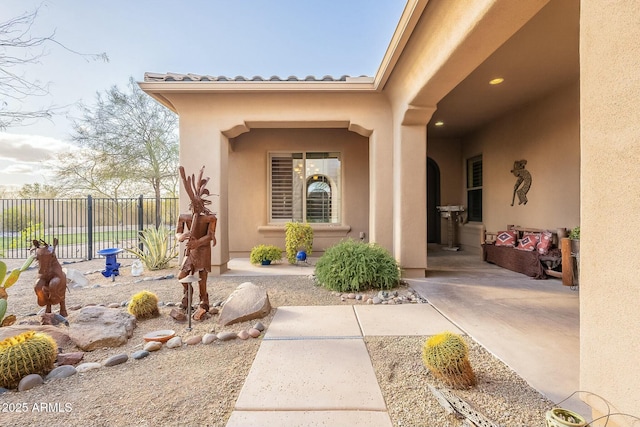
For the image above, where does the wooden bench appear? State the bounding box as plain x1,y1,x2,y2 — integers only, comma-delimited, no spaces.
481,226,562,279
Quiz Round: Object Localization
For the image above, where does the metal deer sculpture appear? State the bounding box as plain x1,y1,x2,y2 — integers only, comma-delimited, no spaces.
176,166,217,320
32,239,68,317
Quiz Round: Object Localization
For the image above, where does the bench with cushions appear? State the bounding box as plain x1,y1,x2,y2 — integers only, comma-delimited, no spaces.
481,226,562,279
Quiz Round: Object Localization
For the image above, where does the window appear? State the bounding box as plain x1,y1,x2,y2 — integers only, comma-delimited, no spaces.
269,152,341,223
466,155,482,222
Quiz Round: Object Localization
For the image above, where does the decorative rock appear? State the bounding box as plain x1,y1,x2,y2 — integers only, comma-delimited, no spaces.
388,300,396,305
248,328,261,338
41,313,68,326
132,350,150,360
202,333,217,344
373,297,382,304
57,351,84,366
64,268,89,287
103,353,128,367
108,303,120,308
237,330,250,340
217,331,237,341
143,341,163,352
68,306,136,351
166,302,176,307
121,301,128,307
166,336,182,348
367,298,373,304
347,293,356,299
46,365,77,380
209,307,219,315
356,295,363,301
253,322,265,332
170,308,186,322
0,387,9,394
218,282,271,326
18,374,44,391
186,336,202,345
75,362,102,373
193,307,208,321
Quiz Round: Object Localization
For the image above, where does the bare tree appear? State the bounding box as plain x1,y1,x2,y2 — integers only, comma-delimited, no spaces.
0,6,107,128
65,77,179,226
53,148,134,198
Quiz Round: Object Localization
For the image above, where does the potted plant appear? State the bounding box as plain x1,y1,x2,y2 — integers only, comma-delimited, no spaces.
250,244,283,265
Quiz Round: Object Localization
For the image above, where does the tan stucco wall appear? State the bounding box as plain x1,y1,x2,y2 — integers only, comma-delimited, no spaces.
580,1,640,423
154,91,393,271
227,128,369,256
458,81,580,251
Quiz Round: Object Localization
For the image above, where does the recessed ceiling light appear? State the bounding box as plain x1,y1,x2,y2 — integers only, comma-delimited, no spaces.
489,77,504,85
434,121,444,127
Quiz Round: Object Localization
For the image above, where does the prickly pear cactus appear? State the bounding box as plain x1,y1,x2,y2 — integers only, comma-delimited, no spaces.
422,331,476,389
0,331,58,389
127,290,160,320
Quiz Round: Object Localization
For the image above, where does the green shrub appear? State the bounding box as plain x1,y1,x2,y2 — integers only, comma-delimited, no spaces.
314,239,400,292
285,222,313,264
125,225,177,270
250,244,283,264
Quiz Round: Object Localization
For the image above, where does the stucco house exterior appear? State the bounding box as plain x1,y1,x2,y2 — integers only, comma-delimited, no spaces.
140,0,639,423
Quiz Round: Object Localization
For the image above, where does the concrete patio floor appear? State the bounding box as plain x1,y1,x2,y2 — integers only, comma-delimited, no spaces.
223,245,588,423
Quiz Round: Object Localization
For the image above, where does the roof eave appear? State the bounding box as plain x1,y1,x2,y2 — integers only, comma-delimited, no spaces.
373,0,430,90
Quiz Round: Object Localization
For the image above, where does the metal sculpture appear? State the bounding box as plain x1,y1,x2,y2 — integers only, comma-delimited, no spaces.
176,166,217,321
32,239,68,317
510,159,532,206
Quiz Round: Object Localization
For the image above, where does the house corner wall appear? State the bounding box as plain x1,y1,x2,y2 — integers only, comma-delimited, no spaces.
580,1,640,424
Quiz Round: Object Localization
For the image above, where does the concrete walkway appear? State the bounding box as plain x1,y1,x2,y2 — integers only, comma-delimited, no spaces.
226,305,463,426
223,248,587,422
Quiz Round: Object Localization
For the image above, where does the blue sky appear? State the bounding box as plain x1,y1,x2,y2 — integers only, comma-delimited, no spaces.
0,0,406,189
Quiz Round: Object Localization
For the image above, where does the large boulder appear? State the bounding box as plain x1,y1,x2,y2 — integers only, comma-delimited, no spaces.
218,282,271,326
68,306,136,351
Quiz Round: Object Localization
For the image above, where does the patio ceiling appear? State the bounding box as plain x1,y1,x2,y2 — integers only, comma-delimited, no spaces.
426,0,580,139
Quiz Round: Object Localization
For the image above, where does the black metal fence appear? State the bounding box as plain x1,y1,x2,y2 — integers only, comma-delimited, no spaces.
0,196,178,260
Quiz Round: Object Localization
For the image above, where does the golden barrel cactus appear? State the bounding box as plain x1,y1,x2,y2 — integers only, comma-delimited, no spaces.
422,331,476,389
0,331,58,389
128,290,160,320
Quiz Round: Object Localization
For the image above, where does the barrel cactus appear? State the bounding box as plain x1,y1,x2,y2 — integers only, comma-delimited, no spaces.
422,331,476,389
0,331,58,389
128,290,160,320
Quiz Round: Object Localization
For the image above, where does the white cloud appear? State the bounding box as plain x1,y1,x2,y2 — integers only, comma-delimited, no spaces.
0,132,74,163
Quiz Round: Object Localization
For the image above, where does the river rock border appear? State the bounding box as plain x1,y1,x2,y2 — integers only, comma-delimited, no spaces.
1,320,266,394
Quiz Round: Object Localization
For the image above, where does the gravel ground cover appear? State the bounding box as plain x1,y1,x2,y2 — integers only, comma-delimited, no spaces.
0,258,553,426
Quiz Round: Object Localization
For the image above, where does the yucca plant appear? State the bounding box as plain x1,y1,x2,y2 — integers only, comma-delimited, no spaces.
314,239,400,292
0,256,35,327
126,225,178,270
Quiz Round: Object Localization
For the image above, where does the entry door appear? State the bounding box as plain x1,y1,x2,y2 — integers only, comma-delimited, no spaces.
427,157,441,243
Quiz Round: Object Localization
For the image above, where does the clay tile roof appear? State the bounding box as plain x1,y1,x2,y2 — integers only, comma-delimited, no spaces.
143,72,369,83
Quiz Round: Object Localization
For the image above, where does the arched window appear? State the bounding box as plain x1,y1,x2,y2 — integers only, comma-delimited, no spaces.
306,175,331,222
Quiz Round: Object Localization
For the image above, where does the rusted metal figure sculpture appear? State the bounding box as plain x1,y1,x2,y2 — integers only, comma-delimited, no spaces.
176,166,217,320
32,238,68,317
510,159,532,206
